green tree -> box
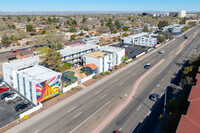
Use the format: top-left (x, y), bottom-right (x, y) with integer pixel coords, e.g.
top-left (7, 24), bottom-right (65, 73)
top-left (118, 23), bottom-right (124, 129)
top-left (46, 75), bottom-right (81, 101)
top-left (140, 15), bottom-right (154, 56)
top-left (114, 30), bottom-right (118, 34)
top-left (72, 20), bottom-right (77, 25)
top-left (2, 37), bottom-right (10, 47)
top-left (158, 21), bottom-right (169, 29)
top-left (122, 56), bottom-right (129, 62)
top-left (40, 49), bottom-right (64, 71)
top-left (115, 20), bottom-right (121, 30)
top-left (38, 46), bottom-right (50, 54)
top-left (79, 31), bottom-right (84, 36)
top-left (42, 29), bottom-right (46, 34)
top-left (69, 27), bottom-right (77, 32)
top-left (123, 26), bottom-right (129, 31)
top-left (26, 25), bottom-right (34, 32)
top-left (70, 35), bottom-right (76, 41)
top-left (142, 26), bottom-right (149, 32)
top-left (56, 43), bottom-right (63, 50)
top-left (81, 16), bottom-right (87, 24)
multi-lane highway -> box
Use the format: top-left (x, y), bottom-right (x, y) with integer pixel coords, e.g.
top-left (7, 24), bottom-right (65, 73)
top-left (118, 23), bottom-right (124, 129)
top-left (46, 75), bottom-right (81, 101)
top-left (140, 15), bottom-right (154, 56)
top-left (6, 26), bottom-right (200, 133)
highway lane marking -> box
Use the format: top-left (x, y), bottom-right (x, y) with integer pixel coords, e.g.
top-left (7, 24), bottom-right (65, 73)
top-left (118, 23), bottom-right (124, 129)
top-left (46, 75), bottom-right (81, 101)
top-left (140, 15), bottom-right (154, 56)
top-left (128, 70), bottom-right (132, 74)
top-left (73, 112), bottom-right (83, 119)
top-left (92, 59), bottom-right (165, 133)
top-left (113, 79), bottom-right (118, 83)
top-left (34, 130), bottom-right (40, 133)
top-left (94, 91), bottom-right (101, 95)
top-left (176, 40), bottom-right (187, 55)
top-left (137, 105), bottom-right (142, 111)
top-left (161, 78), bottom-right (164, 82)
top-left (119, 82), bottom-right (124, 85)
top-left (151, 89), bottom-right (155, 93)
top-left (119, 128), bottom-right (122, 131)
top-left (100, 94), bottom-right (107, 99)
top-left (67, 106), bottom-right (77, 113)
top-left (70, 101), bottom-right (110, 133)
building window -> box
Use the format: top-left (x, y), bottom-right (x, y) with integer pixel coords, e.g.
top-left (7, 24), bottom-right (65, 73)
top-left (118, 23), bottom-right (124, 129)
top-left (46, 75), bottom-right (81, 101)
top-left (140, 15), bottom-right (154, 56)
top-left (23, 77), bottom-right (26, 97)
top-left (17, 74), bottom-right (20, 92)
top-left (29, 81), bottom-right (33, 102)
top-left (103, 57), bottom-right (104, 72)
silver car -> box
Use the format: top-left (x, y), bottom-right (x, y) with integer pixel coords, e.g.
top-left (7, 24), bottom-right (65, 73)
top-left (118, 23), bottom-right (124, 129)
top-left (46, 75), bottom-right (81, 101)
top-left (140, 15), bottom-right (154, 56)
top-left (158, 49), bottom-right (164, 54)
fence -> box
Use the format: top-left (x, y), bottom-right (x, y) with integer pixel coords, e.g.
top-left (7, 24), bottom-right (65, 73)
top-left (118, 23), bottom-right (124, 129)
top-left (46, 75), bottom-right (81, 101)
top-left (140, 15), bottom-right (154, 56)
top-left (19, 103), bottom-right (43, 119)
top-left (80, 73), bottom-right (95, 83)
top-left (63, 81), bottom-right (78, 93)
top-left (136, 52), bottom-right (146, 58)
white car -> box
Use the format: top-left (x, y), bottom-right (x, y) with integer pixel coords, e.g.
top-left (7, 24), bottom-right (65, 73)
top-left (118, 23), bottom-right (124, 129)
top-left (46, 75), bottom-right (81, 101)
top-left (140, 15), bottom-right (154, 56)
top-left (0, 82), bottom-right (5, 87)
top-left (5, 93), bottom-right (19, 102)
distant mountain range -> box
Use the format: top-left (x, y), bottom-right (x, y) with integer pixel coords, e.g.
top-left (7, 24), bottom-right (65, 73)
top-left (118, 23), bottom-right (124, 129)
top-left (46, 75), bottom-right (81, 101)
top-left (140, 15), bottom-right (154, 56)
top-left (0, 11), bottom-right (198, 15)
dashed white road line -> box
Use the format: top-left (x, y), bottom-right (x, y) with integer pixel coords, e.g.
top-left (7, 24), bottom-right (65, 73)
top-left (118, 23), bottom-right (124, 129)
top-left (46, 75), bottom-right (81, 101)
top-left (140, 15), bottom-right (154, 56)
top-left (119, 128), bottom-right (122, 131)
top-left (34, 130), bottom-right (40, 133)
top-left (113, 79), bottom-right (118, 83)
top-left (70, 101), bottom-right (110, 133)
top-left (128, 70), bottom-right (132, 74)
top-left (151, 89), bottom-right (155, 93)
top-left (94, 91), bottom-right (101, 95)
top-left (67, 106), bottom-right (77, 113)
top-left (137, 105), bottom-right (142, 111)
top-left (161, 78), bottom-right (164, 82)
top-left (100, 94), bottom-right (107, 99)
top-left (73, 112), bottom-right (83, 119)
top-left (120, 82), bottom-right (124, 85)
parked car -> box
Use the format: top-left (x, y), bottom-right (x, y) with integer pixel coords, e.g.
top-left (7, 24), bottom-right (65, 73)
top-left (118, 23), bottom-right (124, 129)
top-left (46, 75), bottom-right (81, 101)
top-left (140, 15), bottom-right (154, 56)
top-left (15, 103), bottom-right (29, 111)
top-left (150, 93), bottom-right (159, 101)
top-left (158, 49), bottom-right (164, 54)
top-left (130, 50), bottom-right (135, 54)
top-left (144, 63), bottom-right (151, 69)
top-left (1, 92), bottom-right (13, 100)
top-left (0, 87), bottom-right (9, 93)
top-left (4, 93), bottom-right (19, 102)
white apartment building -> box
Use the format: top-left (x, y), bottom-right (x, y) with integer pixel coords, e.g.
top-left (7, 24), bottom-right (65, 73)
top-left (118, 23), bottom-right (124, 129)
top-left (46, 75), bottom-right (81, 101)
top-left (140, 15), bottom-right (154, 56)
top-left (178, 10), bottom-right (186, 18)
top-left (123, 33), bottom-right (157, 47)
top-left (60, 44), bottom-right (100, 65)
top-left (98, 46), bottom-right (125, 66)
top-left (83, 51), bottom-right (112, 74)
top-left (2, 56), bottom-right (40, 89)
top-left (16, 65), bottom-right (62, 105)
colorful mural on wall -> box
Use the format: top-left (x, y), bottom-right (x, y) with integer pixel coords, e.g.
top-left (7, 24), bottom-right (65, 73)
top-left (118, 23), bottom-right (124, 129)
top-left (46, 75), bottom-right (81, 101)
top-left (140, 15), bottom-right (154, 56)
top-left (36, 75), bottom-right (62, 103)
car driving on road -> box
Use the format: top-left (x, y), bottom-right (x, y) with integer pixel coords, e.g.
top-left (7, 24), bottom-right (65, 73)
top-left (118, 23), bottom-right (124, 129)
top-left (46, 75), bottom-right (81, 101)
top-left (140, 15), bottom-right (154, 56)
top-left (149, 93), bottom-right (159, 101)
top-left (158, 49), bottom-right (164, 54)
top-left (144, 63), bottom-right (151, 69)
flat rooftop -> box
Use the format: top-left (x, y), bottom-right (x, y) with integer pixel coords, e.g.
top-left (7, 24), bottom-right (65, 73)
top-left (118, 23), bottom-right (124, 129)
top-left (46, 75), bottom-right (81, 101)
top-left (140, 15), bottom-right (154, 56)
top-left (17, 65), bottom-right (61, 84)
top-left (3, 56), bottom-right (40, 70)
top-left (98, 46), bottom-right (124, 53)
top-left (128, 32), bottom-right (148, 39)
top-left (60, 44), bottom-right (100, 57)
top-left (86, 51), bottom-right (110, 58)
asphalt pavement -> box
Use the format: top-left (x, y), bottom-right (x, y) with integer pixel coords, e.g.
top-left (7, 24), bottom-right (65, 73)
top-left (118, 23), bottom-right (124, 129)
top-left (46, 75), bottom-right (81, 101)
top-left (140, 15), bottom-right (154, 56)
top-left (5, 26), bottom-right (200, 133)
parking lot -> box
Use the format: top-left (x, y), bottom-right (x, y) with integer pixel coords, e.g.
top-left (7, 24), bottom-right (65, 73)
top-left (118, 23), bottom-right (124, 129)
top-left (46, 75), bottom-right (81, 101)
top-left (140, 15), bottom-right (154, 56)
top-left (111, 43), bottom-right (152, 59)
top-left (0, 83), bottom-right (33, 128)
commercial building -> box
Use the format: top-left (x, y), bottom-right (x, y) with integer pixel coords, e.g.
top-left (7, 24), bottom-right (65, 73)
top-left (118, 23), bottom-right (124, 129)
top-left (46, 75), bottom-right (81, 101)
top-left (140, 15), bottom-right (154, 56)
top-left (98, 46), bottom-right (125, 66)
top-left (163, 24), bottom-right (186, 35)
top-left (2, 56), bottom-right (40, 89)
top-left (123, 33), bottom-right (157, 47)
top-left (178, 10), bottom-right (186, 18)
top-left (16, 65), bottom-right (62, 105)
top-left (60, 44), bottom-right (100, 65)
top-left (83, 51), bottom-right (112, 74)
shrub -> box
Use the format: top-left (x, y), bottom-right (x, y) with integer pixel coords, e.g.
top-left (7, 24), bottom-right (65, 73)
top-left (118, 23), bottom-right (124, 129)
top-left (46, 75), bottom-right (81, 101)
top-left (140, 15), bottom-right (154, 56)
top-left (100, 72), bottom-right (105, 76)
top-left (105, 71), bottom-right (110, 75)
top-left (92, 75), bottom-right (97, 79)
top-left (80, 71), bottom-right (83, 73)
top-left (71, 88), bottom-right (75, 91)
top-left (114, 65), bottom-right (118, 70)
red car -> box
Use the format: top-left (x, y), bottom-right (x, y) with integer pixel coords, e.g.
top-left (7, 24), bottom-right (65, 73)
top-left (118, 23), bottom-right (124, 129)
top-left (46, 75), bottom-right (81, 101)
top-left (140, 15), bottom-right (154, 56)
top-left (0, 87), bottom-right (9, 93)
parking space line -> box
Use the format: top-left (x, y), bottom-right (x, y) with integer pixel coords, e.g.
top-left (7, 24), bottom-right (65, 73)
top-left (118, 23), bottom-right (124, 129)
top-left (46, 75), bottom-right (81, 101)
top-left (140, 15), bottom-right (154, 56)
top-left (137, 105), bottom-right (142, 111)
top-left (73, 112), bottom-right (83, 119)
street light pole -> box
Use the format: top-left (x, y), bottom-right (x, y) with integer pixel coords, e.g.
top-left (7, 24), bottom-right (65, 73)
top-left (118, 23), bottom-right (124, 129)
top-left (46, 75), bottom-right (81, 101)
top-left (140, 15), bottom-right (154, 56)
top-left (157, 85), bottom-right (167, 114)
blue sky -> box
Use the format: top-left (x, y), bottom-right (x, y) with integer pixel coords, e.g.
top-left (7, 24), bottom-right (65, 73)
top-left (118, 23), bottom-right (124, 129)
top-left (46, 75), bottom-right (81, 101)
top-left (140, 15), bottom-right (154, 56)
top-left (0, 0), bottom-right (199, 12)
